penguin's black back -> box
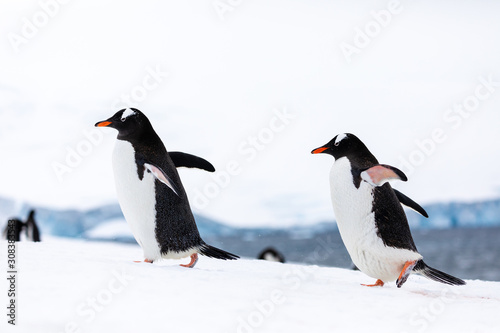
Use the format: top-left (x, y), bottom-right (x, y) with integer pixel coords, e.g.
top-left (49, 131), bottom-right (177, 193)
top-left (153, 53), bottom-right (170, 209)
top-left (372, 183), bottom-right (418, 252)
top-left (130, 135), bottom-right (203, 254)
top-left (154, 164), bottom-right (204, 254)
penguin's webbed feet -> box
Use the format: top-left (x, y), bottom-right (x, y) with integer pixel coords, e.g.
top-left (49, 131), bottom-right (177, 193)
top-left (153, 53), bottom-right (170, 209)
top-left (134, 259), bottom-right (153, 263)
top-left (396, 260), bottom-right (418, 288)
top-left (180, 253), bottom-right (199, 268)
top-left (361, 279), bottom-right (384, 287)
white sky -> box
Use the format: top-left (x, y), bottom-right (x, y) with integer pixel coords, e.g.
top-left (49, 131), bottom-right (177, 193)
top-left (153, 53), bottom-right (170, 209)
top-left (1, 0), bottom-right (500, 227)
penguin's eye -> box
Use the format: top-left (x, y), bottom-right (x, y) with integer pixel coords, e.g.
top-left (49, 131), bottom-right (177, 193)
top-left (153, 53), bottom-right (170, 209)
top-left (121, 117), bottom-right (126, 122)
top-left (334, 141), bottom-right (340, 146)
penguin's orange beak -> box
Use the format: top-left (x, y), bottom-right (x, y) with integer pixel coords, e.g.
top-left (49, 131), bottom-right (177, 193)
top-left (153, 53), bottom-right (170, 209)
top-left (311, 147), bottom-right (329, 154)
top-left (95, 121), bottom-right (112, 127)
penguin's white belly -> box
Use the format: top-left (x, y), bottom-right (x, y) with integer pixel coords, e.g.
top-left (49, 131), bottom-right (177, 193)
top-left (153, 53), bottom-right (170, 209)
top-left (330, 158), bottom-right (422, 282)
top-left (112, 140), bottom-right (161, 261)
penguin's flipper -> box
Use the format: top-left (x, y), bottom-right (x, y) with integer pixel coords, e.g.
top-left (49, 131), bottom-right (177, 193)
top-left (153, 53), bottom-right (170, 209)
top-left (394, 189), bottom-right (429, 218)
top-left (169, 152), bottom-right (215, 172)
top-left (144, 163), bottom-right (180, 196)
top-left (360, 164), bottom-right (407, 186)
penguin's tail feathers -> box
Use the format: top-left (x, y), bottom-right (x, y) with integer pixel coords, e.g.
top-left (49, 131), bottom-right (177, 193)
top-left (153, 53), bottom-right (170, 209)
top-left (199, 244), bottom-right (239, 261)
top-left (413, 260), bottom-right (466, 286)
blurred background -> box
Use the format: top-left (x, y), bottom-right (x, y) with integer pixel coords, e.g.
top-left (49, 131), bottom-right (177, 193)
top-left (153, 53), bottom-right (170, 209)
top-left (1, 0), bottom-right (500, 280)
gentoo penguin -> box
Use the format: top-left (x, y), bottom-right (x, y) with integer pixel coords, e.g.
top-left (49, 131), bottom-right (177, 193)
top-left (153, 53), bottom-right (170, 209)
top-left (3, 210), bottom-right (41, 242)
top-left (25, 210), bottom-right (41, 242)
top-left (95, 108), bottom-right (239, 267)
top-left (312, 133), bottom-right (465, 288)
top-left (258, 247), bottom-right (286, 263)
top-left (2, 219), bottom-right (23, 241)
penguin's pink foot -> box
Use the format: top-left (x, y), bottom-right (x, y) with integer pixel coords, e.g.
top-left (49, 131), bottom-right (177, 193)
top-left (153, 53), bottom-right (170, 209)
top-left (133, 259), bottom-right (153, 263)
top-left (396, 260), bottom-right (417, 288)
top-left (180, 253), bottom-right (199, 268)
top-left (362, 279), bottom-right (384, 287)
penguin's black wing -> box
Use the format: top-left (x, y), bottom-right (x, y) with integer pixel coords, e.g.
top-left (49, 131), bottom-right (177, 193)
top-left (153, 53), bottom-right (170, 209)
top-left (360, 164), bottom-right (427, 218)
top-left (393, 189), bottom-right (429, 218)
top-left (168, 152), bottom-right (215, 172)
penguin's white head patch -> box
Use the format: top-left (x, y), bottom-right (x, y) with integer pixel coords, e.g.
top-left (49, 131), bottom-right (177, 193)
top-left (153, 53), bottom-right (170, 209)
top-left (121, 108), bottom-right (136, 122)
top-left (334, 133), bottom-right (348, 146)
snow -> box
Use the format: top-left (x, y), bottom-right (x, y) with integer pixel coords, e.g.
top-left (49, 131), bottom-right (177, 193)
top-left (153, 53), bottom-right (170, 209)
top-left (84, 218), bottom-right (130, 239)
top-left (1, 238), bottom-right (499, 333)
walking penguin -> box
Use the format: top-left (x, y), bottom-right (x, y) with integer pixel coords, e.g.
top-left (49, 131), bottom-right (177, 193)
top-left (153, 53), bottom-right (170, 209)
top-left (312, 133), bottom-right (465, 288)
top-left (96, 108), bottom-right (239, 267)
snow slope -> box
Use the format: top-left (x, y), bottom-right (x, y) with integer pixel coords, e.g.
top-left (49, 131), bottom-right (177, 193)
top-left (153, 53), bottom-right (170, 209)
top-left (1, 238), bottom-right (499, 333)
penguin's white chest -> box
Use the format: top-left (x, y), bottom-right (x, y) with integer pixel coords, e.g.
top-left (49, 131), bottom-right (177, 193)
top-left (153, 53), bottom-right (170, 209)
top-left (112, 140), bottom-right (161, 261)
top-left (329, 158), bottom-right (421, 282)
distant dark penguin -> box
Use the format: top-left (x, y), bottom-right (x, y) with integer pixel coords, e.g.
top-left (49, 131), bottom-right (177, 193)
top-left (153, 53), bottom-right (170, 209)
top-left (258, 247), bottom-right (285, 263)
top-left (312, 133), bottom-right (465, 288)
top-left (3, 219), bottom-right (24, 241)
top-left (95, 108), bottom-right (239, 267)
top-left (3, 209), bottom-right (41, 242)
top-left (25, 210), bottom-right (41, 242)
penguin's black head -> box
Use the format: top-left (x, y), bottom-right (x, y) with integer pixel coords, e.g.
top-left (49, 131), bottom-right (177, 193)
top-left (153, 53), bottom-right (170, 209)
top-left (311, 133), bottom-right (373, 161)
top-left (95, 108), bottom-right (152, 139)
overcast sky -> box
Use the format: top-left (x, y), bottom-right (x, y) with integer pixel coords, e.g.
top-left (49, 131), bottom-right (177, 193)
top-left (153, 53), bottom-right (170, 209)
top-left (1, 0), bottom-right (500, 227)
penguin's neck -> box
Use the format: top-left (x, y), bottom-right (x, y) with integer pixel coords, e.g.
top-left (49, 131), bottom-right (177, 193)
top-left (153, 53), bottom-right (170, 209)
top-left (117, 124), bottom-right (164, 150)
top-left (117, 132), bottom-right (166, 161)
